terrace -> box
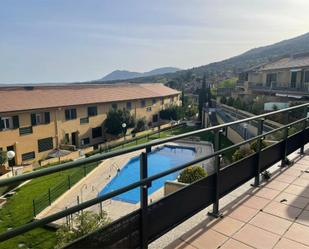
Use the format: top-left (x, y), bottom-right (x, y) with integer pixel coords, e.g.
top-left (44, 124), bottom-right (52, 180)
top-left (0, 103), bottom-right (308, 249)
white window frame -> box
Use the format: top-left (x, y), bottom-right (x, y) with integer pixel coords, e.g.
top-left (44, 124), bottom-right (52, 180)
top-left (1, 117), bottom-right (12, 130)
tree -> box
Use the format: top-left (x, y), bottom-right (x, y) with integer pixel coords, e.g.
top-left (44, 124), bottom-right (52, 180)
top-left (227, 97), bottom-right (234, 106)
top-left (104, 109), bottom-right (135, 136)
top-left (233, 97), bottom-right (243, 109)
top-left (178, 165), bottom-right (207, 184)
top-left (218, 78), bottom-right (237, 88)
top-left (132, 117), bottom-right (147, 133)
top-left (55, 211), bottom-right (110, 249)
top-left (232, 147), bottom-right (254, 162)
top-left (198, 74), bottom-right (211, 120)
top-left (220, 96), bottom-right (227, 105)
top-left (0, 151), bottom-right (7, 166)
top-left (159, 105), bottom-right (184, 121)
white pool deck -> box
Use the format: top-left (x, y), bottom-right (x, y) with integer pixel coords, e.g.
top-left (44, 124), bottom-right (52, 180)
top-left (36, 141), bottom-right (214, 224)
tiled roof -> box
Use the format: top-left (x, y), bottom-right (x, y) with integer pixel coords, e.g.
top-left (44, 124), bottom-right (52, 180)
top-left (0, 83), bottom-right (179, 113)
top-left (260, 55), bottom-right (309, 71)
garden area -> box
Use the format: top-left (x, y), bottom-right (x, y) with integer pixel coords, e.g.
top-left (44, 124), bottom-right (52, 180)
top-left (0, 161), bottom-right (99, 249)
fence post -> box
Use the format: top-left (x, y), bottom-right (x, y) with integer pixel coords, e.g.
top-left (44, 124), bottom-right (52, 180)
top-left (99, 202), bottom-right (103, 218)
top-left (253, 118), bottom-right (264, 187)
top-left (32, 200), bottom-right (36, 217)
top-left (208, 129), bottom-right (222, 218)
top-left (68, 175), bottom-right (71, 189)
top-left (300, 107), bottom-right (308, 154)
top-left (48, 188), bottom-right (51, 205)
top-left (83, 165), bottom-right (87, 176)
top-left (77, 196), bottom-right (80, 214)
top-left (281, 111), bottom-right (290, 167)
top-left (140, 151), bottom-right (149, 249)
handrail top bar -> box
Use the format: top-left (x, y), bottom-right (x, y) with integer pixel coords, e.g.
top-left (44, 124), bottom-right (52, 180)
top-left (0, 117), bottom-right (307, 241)
top-left (0, 102), bottom-right (308, 187)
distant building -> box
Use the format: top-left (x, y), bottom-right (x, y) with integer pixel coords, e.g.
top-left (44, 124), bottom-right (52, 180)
top-left (0, 83), bottom-right (180, 166)
top-left (238, 52), bottom-right (309, 99)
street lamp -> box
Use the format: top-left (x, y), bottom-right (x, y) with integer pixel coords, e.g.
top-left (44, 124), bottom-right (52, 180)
top-left (243, 123), bottom-right (248, 140)
top-left (7, 150), bottom-right (15, 176)
top-left (122, 123), bottom-right (127, 141)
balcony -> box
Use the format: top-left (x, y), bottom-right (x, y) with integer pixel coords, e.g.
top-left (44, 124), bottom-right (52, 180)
top-left (0, 104), bottom-right (308, 249)
top-left (249, 84), bottom-right (309, 98)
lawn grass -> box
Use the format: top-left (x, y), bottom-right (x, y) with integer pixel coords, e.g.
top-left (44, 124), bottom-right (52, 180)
top-left (0, 162), bottom-right (98, 249)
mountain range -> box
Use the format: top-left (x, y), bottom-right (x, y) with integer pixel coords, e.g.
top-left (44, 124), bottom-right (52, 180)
top-left (113, 32), bottom-right (309, 85)
top-left (101, 67), bottom-right (180, 81)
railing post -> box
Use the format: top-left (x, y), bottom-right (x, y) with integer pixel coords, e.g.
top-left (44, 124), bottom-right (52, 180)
top-left (208, 129), bottom-right (222, 218)
top-left (300, 107), bottom-right (308, 154)
top-left (281, 111), bottom-right (290, 167)
top-left (253, 118), bottom-right (264, 186)
top-left (140, 151), bottom-right (149, 249)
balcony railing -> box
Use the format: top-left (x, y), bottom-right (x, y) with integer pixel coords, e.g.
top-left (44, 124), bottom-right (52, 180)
top-left (0, 103), bottom-right (308, 249)
top-left (249, 84), bottom-right (309, 95)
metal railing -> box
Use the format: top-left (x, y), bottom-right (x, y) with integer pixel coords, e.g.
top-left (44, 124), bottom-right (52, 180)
top-left (32, 162), bottom-right (99, 216)
top-left (0, 103), bottom-right (308, 248)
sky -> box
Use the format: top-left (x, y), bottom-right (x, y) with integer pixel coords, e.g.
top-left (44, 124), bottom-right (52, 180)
top-left (1, 0), bottom-right (309, 84)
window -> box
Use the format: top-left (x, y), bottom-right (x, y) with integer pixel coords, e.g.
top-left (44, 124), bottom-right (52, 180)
top-left (305, 71), bottom-right (309, 83)
top-left (81, 137), bottom-right (90, 146)
top-left (38, 137), bottom-right (53, 152)
top-left (0, 116), bottom-right (18, 130)
top-left (65, 109), bottom-right (77, 120)
top-left (266, 73), bottom-right (277, 87)
top-left (112, 103), bottom-right (118, 110)
top-left (19, 126), bottom-right (33, 136)
top-left (146, 107), bottom-right (152, 112)
top-left (80, 117), bottom-right (89, 124)
top-left (126, 102), bottom-right (132, 109)
top-left (87, 106), bottom-right (98, 117)
top-left (92, 127), bottom-right (102, 138)
top-left (31, 112), bottom-right (50, 126)
top-left (22, 151), bottom-right (35, 161)
top-left (152, 114), bottom-right (158, 123)
top-left (0, 117), bottom-right (12, 130)
top-left (152, 99), bottom-right (157, 105)
top-left (64, 133), bottom-right (70, 144)
top-left (141, 100), bottom-right (146, 107)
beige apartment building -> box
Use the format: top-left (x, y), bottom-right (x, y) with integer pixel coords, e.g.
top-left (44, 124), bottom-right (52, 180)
top-left (0, 83), bottom-right (180, 166)
top-left (238, 53), bottom-right (309, 98)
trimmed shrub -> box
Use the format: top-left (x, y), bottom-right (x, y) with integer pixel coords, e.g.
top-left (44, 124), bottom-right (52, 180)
top-left (178, 165), bottom-right (207, 184)
top-left (232, 147), bottom-right (254, 162)
top-left (250, 140), bottom-right (267, 152)
top-left (132, 117), bottom-right (147, 133)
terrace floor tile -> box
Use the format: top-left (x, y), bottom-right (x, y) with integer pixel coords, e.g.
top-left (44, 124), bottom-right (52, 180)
top-left (284, 223), bottom-right (309, 246)
top-left (233, 224), bottom-right (280, 249)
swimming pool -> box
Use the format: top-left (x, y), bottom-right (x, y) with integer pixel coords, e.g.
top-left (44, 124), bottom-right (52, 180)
top-left (99, 145), bottom-right (196, 204)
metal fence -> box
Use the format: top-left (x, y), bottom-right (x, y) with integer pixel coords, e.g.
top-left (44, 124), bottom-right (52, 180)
top-left (0, 103), bottom-right (308, 249)
top-left (32, 162), bottom-right (99, 216)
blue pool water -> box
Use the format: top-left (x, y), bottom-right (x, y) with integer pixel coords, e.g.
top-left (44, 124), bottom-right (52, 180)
top-left (99, 145), bottom-right (196, 204)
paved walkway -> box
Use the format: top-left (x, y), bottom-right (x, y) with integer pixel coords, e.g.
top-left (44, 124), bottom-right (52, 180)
top-left (152, 145), bottom-right (309, 249)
